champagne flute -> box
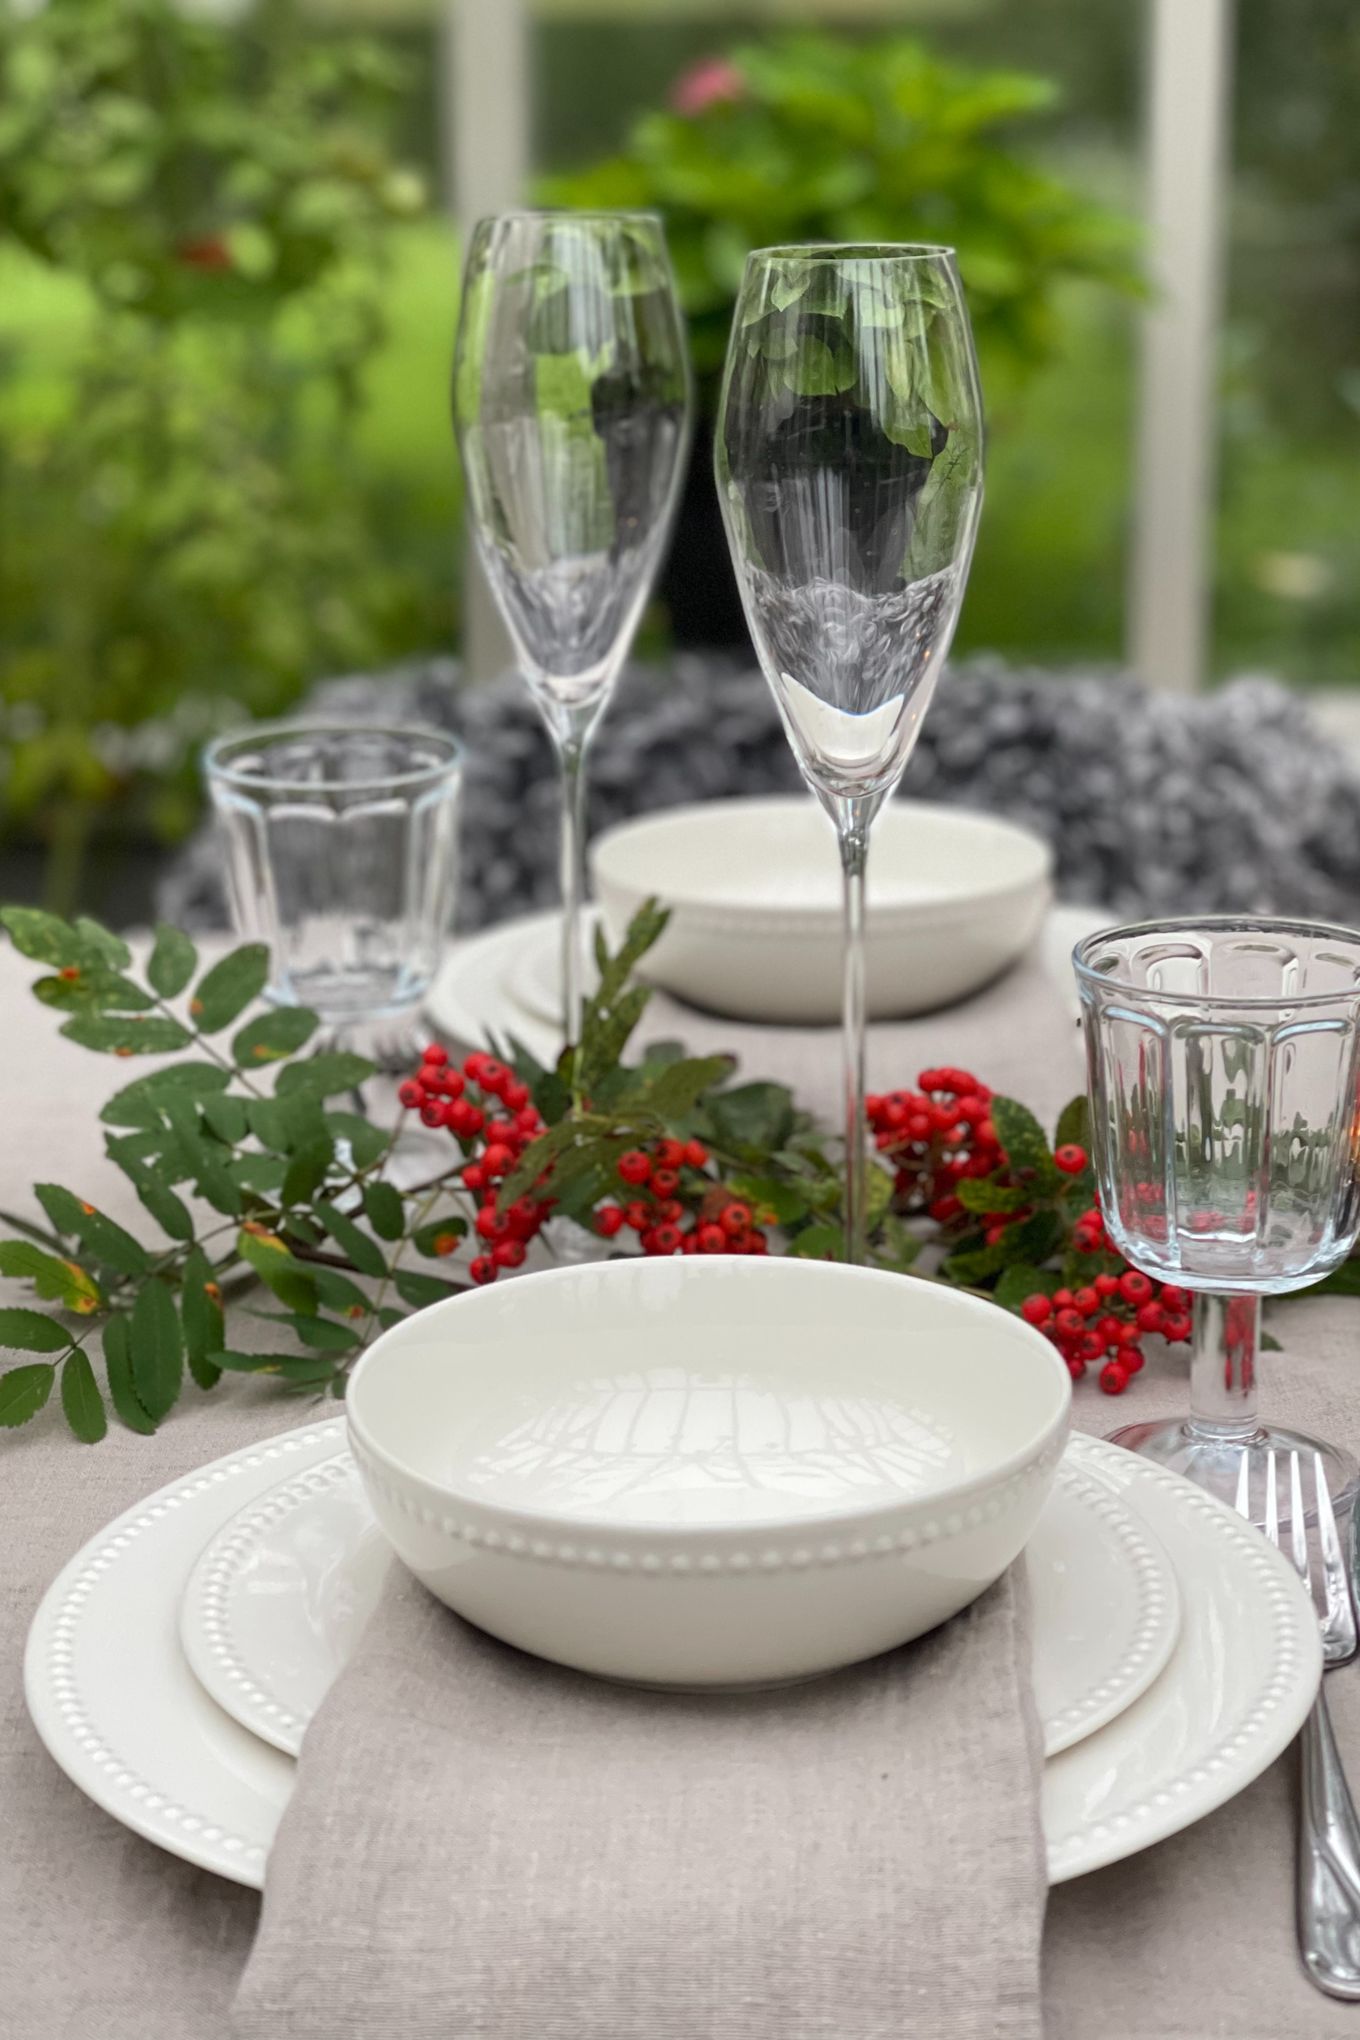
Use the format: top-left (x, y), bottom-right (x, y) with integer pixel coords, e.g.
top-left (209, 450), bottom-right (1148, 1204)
top-left (453, 211), bottom-right (691, 1040)
top-left (715, 245), bottom-right (984, 1260)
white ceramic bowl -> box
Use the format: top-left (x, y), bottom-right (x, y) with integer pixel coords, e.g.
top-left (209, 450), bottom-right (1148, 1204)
top-left (589, 794), bottom-right (1053, 1023)
top-left (346, 1258), bottom-right (1070, 1687)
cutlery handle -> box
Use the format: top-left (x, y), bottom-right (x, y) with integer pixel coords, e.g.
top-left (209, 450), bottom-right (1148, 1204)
top-left (1299, 1684), bottom-right (1360, 1999)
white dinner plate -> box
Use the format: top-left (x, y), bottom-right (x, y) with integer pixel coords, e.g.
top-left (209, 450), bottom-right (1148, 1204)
top-left (26, 1421), bottom-right (1318, 1890)
top-left (428, 902), bottom-right (1108, 1064)
top-left (178, 1446), bottom-right (1179, 1761)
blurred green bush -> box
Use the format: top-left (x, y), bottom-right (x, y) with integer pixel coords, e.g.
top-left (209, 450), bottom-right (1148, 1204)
top-left (0, 0), bottom-right (440, 906)
top-left (542, 31), bottom-right (1144, 403)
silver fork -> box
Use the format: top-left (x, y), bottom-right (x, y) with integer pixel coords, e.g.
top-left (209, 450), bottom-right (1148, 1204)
top-left (1236, 1450), bottom-right (1360, 1998)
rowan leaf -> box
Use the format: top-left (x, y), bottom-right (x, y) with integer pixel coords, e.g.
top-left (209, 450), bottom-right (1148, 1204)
top-left (130, 1281), bottom-right (183, 1422)
top-left (232, 1008), bottom-right (319, 1066)
top-left (313, 1201), bottom-right (387, 1279)
top-left (0, 1363), bottom-right (54, 1427)
top-left (146, 925), bottom-right (198, 999)
top-left (103, 1315), bottom-right (155, 1433)
top-left (60, 1015), bottom-right (193, 1055)
top-left (188, 944), bottom-right (270, 1032)
top-left (0, 1308), bottom-right (69, 1354)
top-left (60, 1351), bottom-right (107, 1443)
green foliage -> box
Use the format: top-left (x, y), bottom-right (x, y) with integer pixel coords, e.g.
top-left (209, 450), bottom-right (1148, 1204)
top-left (0, 0), bottom-right (434, 904)
top-left (542, 31), bottom-right (1142, 396)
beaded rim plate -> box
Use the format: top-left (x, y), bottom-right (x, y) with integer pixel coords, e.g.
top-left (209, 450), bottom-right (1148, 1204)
top-left (24, 1422), bottom-right (1320, 1890)
top-left (177, 1445), bottom-right (1180, 1761)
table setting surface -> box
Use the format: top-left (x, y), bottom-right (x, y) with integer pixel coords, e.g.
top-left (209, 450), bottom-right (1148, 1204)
top-left (6, 931), bottom-right (1360, 2040)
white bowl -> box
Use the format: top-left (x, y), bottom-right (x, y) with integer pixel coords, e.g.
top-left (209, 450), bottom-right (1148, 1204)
top-left (590, 794), bottom-right (1053, 1023)
top-left (346, 1258), bottom-right (1070, 1687)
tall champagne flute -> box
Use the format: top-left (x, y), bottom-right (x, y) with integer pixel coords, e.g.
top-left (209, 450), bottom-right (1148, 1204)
top-left (453, 211), bottom-right (691, 1039)
top-left (715, 245), bottom-right (984, 1260)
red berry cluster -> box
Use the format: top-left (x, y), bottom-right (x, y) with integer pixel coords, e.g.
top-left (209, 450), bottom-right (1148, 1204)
top-left (866, 1067), bottom-right (1005, 1224)
top-left (595, 1140), bottom-right (771, 1258)
top-left (1020, 1269), bottom-right (1192, 1394)
top-left (398, 1046), bottom-right (554, 1286)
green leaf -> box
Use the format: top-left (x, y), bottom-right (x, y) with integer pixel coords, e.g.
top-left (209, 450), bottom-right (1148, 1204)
top-left (60, 1351), bottom-right (106, 1443)
top-left (0, 1240), bottom-right (99, 1309)
top-left (634, 1054), bottom-right (732, 1124)
top-left (200, 1094), bottom-right (249, 1144)
top-left (942, 1209), bottom-right (1065, 1288)
top-left (313, 1201), bottom-right (388, 1279)
top-left (871, 1212), bottom-right (922, 1274)
top-left (705, 1082), bottom-right (797, 1156)
top-left (413, 1217), bottom-right (468, 1258)
top-left (956, 1177), bottom-right (1031, 1216)
top-left (119, 1165), bottom-right (194, 1244)
top-left (788, 1223), bottom-right (845, 1261)
top-left (103, 1315), bottom-right (155, 1433)
top-left (276, 1052), bottom-right (375, 1098)
top-left (100, 1062), bottom-right (232, 1128)
top-left (393, 1269), bottom-right (461, 1308)
top-left (989, 1096), bottom-right (1057, 1180)
top-left (34, 1184), bottom-right (150, 1277)
top-left (725, 1176), bottom-right (809, 1227)
top-left (362, 1182), bottom-right (406, 1241)
top-left (209, 1350), bottom-right (338, 1384)
top-left (147, 924), bottom-right (198, 999)
top-left (60, 1015), bottom-right (193, 1055)
top-left (0, 1362), bottom-right (54, 1427)
top-left (189, 945), bottom-right (270, 1033)
top-left (33, 970), bottom-right (153, 1014)
top-left (232, 1007), bottom-right (320, 1066)
top-left (325, 1111), bottom-right (390, 1170)
top-left (1261, 1331), bottom-right (1283, 1353)
top-left (0, 1307), bottom-right (69, 1354)
top-left (236, 1229), bottom-right (318, 1313)
top-left (771, 268), bottom-right (810, 312)
top-left (784, 337), bottom-right (856, 397)
top-left (130, 1281), bottom-right (183, 1423)
top-left (309, 1265), bottom-right (371, 1316)
top-left (1054, 1095), bottom-right (1091, 1153)
top-left (161, 1098), bottom-right (243, 1217)
top-left (181, 1247), bottom-right (224, 1390)
top-left (2, 907), bottom-right (124, 971)
top-left (994, 1263), bottom-right (1061, 1311)
top-left (281, 1314), bottom-right (362, 1353)
top-left (282, 1139), bottom-right (335, 1208)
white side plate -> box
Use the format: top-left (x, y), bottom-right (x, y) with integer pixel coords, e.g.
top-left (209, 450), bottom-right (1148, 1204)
top-left (178, 1447), bottom-right (1179, 1761)
top-left (25, 1423), bottom-right (1319, 1890)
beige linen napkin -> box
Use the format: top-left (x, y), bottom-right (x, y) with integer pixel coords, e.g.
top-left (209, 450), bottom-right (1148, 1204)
top-left (234, 1564), bottom-right (1046, 2040)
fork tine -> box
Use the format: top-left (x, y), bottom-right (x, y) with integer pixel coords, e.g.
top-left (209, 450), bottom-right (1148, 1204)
top-left (1234, 1452), bottom-right (1251, 1522)
top-left (1266, 1449), bottom-right (1280, 1550)
top-left (1313, 1453), bottom-right (1358, 1658)
top-left (1291, 1452), bottom-right (1310, 1584)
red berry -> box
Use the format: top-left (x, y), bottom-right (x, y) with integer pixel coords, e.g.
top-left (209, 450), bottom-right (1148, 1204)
top-left (1097, 1315), bottom-right (1124, 1346)
top-left (479, 1058), bottom-right (510, 1096)
top-left (502, 1080), bottom-right (530, 1112)
top-left (481, 1143), bottom-right (515, 1179)
top-left (954, 1094), bottom-right (987, 1126)
top-left (984, 1224), bottom-right (1008, 1247)
top-left (1158, 1284), bottom-right (1188, 1312)
top-left (1122, 1346), bottom-right (1146, 1373)
top-left (648, 1223), bottom-right (683, 1256)
top-left (746, 1230), bottom-right (769, 1254)
top-left (1055, 1144), bottom-right (1088, 1176)
top-left (475, 1207), bottom-right (507, 1243)
top-left (907, 1113), bottom-right (933, 1141)
top-left (1072, 1286), bottom-right (1100, 1318)
top-left (1162, 1312), bottom-right (1193, 1344)
top-left (720, 1201), bottom-right (752, 1236)
top-left (929, 1194), bottom-right (964, 1224)
top-left (505, 1197), bottom-right (543, 1239)
top-left (448, 1100), bottom-right (484, 1139)
top-left (1094, 1272), bottom-right (1121, 1298)
top-left (617, 1151), bottom-right (653, 1187)
top-left (975, 1118), bottom-right (998, 1148)
top-left (469, 1255), bottom-right (496, 1285)
top-left (1078, 1329), bottom-right (1105, 1361)
top-left (1055, 1308), bottom-right (1085, 1339)
top-left (421, 1044), bottom-right (448, 1068)
top-left (462, 1164), bottom-right (486, 1193)
top-left (430, 1068), bottom-right (465, 1099)
top-left (397, 1080), bottom-right (423, 1110)
top-left (1118, 1270), bottom-right (1154, 1305)
top-left (1020, 1294), bottom-right (1052, 1326)
top-left (1099, 1360), bottom-right (1129, 1394)
top-left (1136, 1301), bottom-right (1166, 1335)
top-left (655, 1137), bottom-right (686, 1170)
top-left (596, 1205), bottom-right (625, 1238)
top-left (1066, 1356), bottom-right (1088, 1381)
top-left (514, 1107), bottom-right (541, 1136)
top-left (492, 1238), bottom-right (526, 1269)
top-left (651, 1167), bottom-right (681, 1198)
top-left (1053, 1288), bottom-right (1075, 1310)
top-left (1114, 1320), bottom-right (1142, 1349)
top-left (462, 1051), bottom-right (489, 1082)
top-left (656, 1198), bottom-right (684, 1224)
top-left (696, 1223), bottom-right (727, 1254)
top-left (684, 1139), bottom-right (709, 1169)
top-left (624, 1201), bottom-right (651, 1232)
top-left (419, 1101), bottom-right (447, 1129)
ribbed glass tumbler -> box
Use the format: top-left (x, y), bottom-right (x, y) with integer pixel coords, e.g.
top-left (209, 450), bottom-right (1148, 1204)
top-left (1074, 918), bottom-right (1360, 1519)
top-left (205, 721), bottom-right (462, 1070)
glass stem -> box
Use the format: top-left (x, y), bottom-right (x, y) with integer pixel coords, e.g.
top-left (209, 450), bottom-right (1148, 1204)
top-left (1187, 1291), bottom-right (1262, 1440)
top-left (554, 709), bottom-right (593, 1046)
top-left (839, 819), bottom-right (870, 1266)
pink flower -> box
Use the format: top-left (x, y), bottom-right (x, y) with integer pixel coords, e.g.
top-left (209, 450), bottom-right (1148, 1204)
top-left (669, 57), bottom-right (744, 118)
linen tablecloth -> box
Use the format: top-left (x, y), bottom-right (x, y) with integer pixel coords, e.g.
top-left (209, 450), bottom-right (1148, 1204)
top-left (2, 935), bottom-right (1359, 2038)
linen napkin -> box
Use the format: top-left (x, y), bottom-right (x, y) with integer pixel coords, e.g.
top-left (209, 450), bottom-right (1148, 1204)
top-left (233, 1560), bottom-right (1047, 2040)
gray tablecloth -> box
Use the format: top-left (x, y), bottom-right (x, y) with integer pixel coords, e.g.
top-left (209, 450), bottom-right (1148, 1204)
top-left (3, 937), bottom-right (1359, 2038)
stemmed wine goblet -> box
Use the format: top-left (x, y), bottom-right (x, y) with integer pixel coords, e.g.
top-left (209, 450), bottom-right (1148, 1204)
top-left (453, 211), bottom-right (691, 1040)
top-left (1075, 917), bottom-right (1360, 1521)
top-left (715, 245), bottom-right (984, 1260)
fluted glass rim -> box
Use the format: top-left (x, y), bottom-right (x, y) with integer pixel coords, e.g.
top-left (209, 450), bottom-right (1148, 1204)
top-left (204, 719), bottom-right (464, 799)
top-left (469, 207), bottom-right (665, 232)
top-left (746, 240), bottom-right (958, 266)
top-left (1073, 914), bottom-right (1360, 1012)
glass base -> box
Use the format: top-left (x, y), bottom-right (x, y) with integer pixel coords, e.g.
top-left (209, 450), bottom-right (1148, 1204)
top-left (1104, 1416), bottom-right (1360, 1529)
